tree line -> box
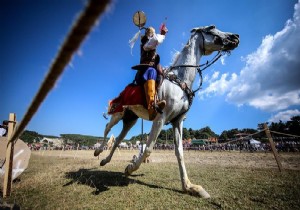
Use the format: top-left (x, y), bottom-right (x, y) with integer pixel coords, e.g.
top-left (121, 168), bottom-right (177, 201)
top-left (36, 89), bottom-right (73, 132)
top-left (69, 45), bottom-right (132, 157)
top-left (130, 116), bottom-right (300, 143)
top-left (20, 132), bottom-right (102, 147)
top-left (218, 116), bottom-right (300, 141)
top-left (20, 115), bottom-right (300, 146)
top-left (129, 126), bottom-right (218, 144)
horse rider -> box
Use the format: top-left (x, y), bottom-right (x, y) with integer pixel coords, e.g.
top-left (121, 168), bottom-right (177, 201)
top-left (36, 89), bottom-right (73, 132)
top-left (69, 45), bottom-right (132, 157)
top-left (132, 24), bottom-right (168, 120)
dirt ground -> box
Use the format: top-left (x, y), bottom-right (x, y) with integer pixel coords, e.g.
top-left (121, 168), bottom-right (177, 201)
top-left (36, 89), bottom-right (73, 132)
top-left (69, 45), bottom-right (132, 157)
top-left (3, 149), bottom-right (299, 210)
top-left (33, 149), bottom-right (300, 171)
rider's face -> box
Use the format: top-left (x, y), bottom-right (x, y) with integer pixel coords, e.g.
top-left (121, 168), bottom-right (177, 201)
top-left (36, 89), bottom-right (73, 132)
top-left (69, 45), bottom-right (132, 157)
top-left (146, 28), bottom-right (155, 38)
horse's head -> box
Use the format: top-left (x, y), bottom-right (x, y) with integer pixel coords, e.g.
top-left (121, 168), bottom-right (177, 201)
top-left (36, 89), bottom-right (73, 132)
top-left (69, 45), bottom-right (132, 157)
top-left (191, 25), bottom-right (240, 55)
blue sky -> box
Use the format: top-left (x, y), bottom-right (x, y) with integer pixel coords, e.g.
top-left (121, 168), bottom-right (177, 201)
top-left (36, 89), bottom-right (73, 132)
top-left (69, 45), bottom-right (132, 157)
top-left (1, 0), bottom-right (299, 138)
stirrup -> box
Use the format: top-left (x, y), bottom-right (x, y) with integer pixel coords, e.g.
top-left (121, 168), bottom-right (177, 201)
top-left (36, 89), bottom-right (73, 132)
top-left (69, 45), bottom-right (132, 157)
top-left (154, 100), bottom-right (166, 114)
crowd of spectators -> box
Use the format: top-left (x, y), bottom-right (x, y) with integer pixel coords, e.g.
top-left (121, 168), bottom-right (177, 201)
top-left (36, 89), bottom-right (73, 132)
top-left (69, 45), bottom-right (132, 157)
top-left (186, 141), bottom-right (300, 152)
top-left (152, 140), bottom-right (300, 152)
top-left (26, 139), bottom-right (300, 153)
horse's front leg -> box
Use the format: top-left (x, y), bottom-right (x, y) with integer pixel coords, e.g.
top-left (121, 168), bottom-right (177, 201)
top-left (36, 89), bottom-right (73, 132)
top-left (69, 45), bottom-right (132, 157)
top-left (125, 119), bottom-right (164, 176)
top-left (172, 119), bottom-right (210, 198)
top-left (100, 117), bottom-right (137, 166)
top-left (94, 112), bottom-right (123, 157)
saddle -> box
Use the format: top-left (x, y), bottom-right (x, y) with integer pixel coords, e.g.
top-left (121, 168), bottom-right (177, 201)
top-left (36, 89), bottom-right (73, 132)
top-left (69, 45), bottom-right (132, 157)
top-left (107, 75), bottom-right (165, 120)
top-left (108, 61), bottom-right (165, 119)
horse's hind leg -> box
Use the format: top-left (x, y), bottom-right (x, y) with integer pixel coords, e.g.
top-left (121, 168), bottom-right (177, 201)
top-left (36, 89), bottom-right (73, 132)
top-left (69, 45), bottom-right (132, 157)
top-left (94, 112), bottom-right (123, 157)
top-left (172, 119), bottom-right (210, 198)
top-left (100, 112), bottom-right (138, 166)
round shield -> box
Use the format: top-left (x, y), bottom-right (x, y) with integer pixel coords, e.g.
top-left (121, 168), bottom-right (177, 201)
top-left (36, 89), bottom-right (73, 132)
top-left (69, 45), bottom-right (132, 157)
top-left (133, 11), bottom-right (146, 28)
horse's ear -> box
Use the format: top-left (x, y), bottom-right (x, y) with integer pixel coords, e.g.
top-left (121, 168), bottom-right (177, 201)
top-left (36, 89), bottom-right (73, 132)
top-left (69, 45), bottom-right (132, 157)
top-left (208, 25), bottom-right (216, 30)
top-left (191, 28), bottom-right (197, 33)
top-left (203, 25), bottom-right (216, 32)
top-left (191, 27), bottom-right (201, 33)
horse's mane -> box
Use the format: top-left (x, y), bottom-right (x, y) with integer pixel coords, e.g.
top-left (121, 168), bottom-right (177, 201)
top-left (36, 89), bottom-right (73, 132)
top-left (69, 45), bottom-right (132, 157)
top-left (170, 34), bottom-right (194, 67)
top-left (171, 50), bottom-right (181, 66)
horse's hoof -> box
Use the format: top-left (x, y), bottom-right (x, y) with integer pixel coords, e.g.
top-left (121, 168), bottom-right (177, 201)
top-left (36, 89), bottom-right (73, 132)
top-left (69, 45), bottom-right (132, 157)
top-left (199, 189), bottom-right (211, 198)
top-left (186, 183), bottom-right (211, 198)
top-left (94, 148), bottom-right (103, 157)
top-left (100, 159), bottom-right (107, 166)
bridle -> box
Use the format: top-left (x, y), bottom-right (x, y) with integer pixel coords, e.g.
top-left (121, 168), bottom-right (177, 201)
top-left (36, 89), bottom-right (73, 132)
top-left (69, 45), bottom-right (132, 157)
top-left (164, 30), bottom-right (231, 113)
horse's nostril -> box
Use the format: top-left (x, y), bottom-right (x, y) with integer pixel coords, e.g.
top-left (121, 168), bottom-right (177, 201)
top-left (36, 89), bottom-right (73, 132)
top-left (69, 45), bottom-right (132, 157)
top-left (214, 37), bottom-right (223, 45)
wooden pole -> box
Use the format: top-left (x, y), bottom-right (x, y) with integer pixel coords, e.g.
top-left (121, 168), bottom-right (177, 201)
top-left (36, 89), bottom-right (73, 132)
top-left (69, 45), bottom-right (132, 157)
top-left (263, 123), bottom-right (283, 172)
top-left (3, 113), bottom-right (17, 198)
top-left (74, 144), bottom-right (79, 159)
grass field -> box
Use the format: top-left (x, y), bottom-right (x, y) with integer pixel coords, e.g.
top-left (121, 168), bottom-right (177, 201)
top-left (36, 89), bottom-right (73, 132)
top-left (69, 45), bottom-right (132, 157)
top-left (1, 149), bottom-right (300, 209)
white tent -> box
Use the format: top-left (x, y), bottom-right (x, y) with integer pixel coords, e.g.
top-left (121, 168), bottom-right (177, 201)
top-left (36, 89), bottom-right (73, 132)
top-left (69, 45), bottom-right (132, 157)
top-left (249, 138), bottom-right (261, 145)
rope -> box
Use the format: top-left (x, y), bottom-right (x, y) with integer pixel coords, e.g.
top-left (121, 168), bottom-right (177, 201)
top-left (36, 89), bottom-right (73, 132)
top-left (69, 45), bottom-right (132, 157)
top-left (218, 129), bottom-right (266, 145)
top-left (270, 130), bottom-right (300, 138)
top-left (216, 129), bottom-right (300, 146)
top-left (7, 0), bottom-right (111, 146)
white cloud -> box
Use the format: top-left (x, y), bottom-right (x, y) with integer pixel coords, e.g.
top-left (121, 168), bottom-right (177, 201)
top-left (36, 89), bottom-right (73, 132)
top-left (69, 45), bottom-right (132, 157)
top-left (199, 72), bottom-right (238, 99)
top-left (211, 71), bottom-right (219, 80)
top-left (268, 109), bottom-right (300, 122)
top-left (198, 0), bottom-right (300, 112)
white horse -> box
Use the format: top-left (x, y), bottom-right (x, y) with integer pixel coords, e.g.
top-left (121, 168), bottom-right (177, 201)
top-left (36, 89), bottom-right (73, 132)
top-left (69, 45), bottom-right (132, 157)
top-left (95, 25), bottom-right (239, 198)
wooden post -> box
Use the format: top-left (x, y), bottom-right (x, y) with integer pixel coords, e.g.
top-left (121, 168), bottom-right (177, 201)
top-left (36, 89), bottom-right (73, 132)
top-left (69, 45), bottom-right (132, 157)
top-left (74, 144), bottom-right (79, 159)
top-left (3, 113), bottom-right (17, 198)
top-left (264, 123), bottom-right (283, 172)
top-left (59, 146), bottom-right (64, 158)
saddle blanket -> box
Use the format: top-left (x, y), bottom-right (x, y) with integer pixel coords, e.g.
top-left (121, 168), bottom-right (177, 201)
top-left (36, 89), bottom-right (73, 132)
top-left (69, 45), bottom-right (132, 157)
top-left (108, 84), bottom-right (147, 115)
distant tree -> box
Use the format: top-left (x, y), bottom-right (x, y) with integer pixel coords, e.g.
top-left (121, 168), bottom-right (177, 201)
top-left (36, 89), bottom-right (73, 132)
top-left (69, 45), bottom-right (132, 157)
top-left (286, 116), bottom-right (300, 136)
top-left (240, 128), bottom-right (257, 134)
top-left (193, 130), bottom-right (202, 139)
top-left (188, 128), bottom-right (195, 139)
top-left (165, 128), bottom-right (173, 143)
top-left (129, 133), bottom-right (147, 142)
top-left (267, 115), bottom-right (300, 137)
top-left (157, 129), bottom-right (166, 141)
top-left (269, 120), bottom-right (286, 133)
top-left (20, 130), bottom-right (43, 143)
top-left (182, 128), bottom-right (191, 139)
top-left (219, 130), bottom-right (229, 140)
top-left (220, 128), bottom-right (239, 140)
top-left (60, 134), bottom-right (102, 147)
top-left (199, 126), bottom-right (218, 138)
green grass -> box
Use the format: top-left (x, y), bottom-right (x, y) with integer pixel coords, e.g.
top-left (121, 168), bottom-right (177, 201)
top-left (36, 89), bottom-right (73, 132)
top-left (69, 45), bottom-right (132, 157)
top-left (2, 150), bottom-right (300, 209)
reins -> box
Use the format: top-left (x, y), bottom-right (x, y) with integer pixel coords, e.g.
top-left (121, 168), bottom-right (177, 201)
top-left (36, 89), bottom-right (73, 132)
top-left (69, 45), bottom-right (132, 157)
top-left (163, 47), bottom-right (229, 120)
top-left (169, 50), bottom-right (223, 93)
top-left (165, 50), bottom-right (224, 96)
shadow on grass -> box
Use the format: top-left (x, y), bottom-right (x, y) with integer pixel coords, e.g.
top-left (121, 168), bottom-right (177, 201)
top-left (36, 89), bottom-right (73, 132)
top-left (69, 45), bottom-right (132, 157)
top-left (63, 168), bottom-right (183, 195)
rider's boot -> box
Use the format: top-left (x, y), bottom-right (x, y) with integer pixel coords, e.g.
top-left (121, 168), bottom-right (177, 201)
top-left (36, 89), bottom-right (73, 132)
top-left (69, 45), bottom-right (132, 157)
top-left (144, 80), bottom-right (166, 120)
